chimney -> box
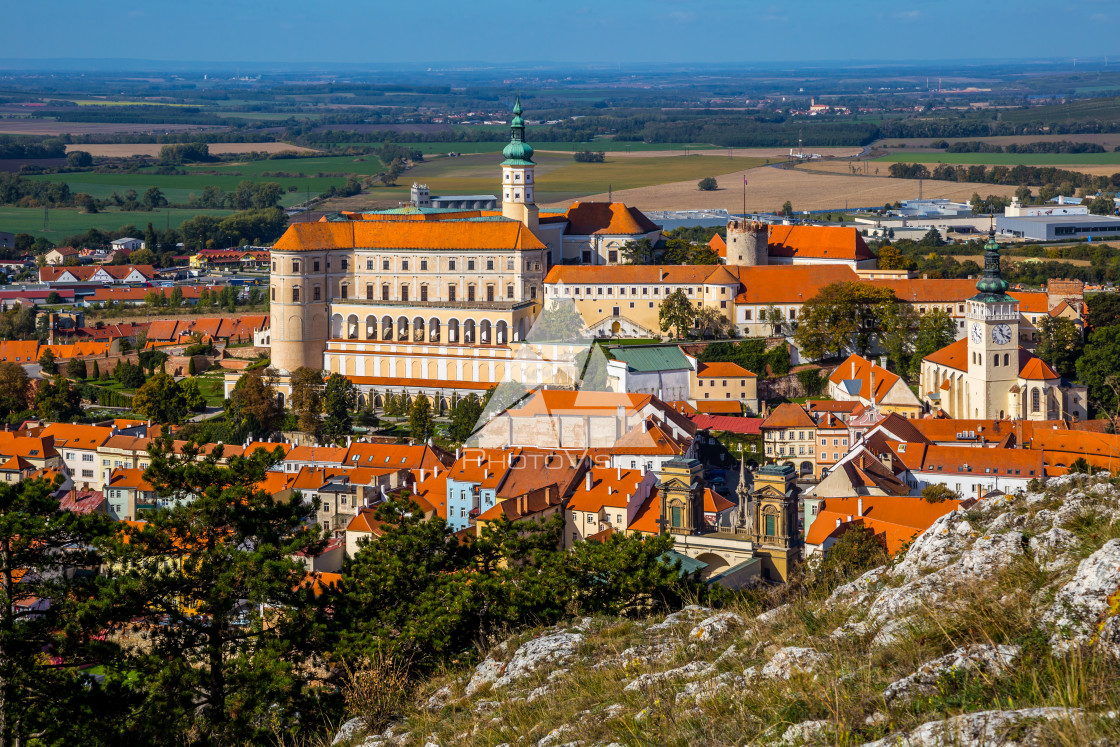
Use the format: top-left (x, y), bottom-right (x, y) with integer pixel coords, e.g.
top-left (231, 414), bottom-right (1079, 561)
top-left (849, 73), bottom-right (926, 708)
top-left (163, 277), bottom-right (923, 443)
top-left (835, 517), bottom-right (841, 528)
top-left (616, 466), bottom-right (621, 481)
top-left (608, 485), bottom-right (613, 496)
top-left (869, 367), bottom-right (875, 406)
top-left (419, 468), bottom-right (425, 483)
top-left (847, 514), bottom-right (853, 522)
top-left (857, 497), bottom-right (863, 516)
top-left (585, 471), bottom-right (592, 491)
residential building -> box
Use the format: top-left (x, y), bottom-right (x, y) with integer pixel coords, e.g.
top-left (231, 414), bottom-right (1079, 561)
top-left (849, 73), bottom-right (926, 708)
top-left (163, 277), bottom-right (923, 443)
top-left (691, 361), bottom-right (759, 415)
top-left (804, 495), bottom-right (966, 557)
top-left (827, 353), bottom-right (923, 417)
top-left (38, 424), bottom-right (113, 487)
top-left (565, 466), bottom-right (656, 545)
top-left (605, 344), bottom-right (692, 402)
top-left (43, 247), bottom-right (79, 265)
top-left (761, 403), bottom-right (818, 477)
top-left (39, 264), bottom-right (156, 286)
top-left (104, 468), bottom-right (158, 520)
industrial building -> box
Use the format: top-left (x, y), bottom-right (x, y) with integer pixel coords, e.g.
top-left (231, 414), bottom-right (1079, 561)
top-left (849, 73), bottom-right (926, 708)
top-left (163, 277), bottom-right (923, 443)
top-left (996, 214), bottom-right (1120, 242)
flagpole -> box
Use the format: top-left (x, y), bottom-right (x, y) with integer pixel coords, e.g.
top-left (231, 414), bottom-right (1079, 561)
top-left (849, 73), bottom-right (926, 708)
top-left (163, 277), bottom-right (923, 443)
top-left (742, 176), bottom-right (747, 220)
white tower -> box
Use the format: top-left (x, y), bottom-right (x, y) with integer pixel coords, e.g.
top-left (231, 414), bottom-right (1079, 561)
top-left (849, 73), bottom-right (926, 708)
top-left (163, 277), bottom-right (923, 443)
top-left (500, 96), bottom-right (539, 231)
top-left (964, 230), bottom-right (1019, 419)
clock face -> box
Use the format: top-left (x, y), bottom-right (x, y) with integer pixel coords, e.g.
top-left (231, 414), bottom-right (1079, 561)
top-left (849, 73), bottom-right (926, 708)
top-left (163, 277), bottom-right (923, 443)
top-left (992, 324), bottom-right (1012, 345)
top-left (970, 323), bottom-right (983, 344)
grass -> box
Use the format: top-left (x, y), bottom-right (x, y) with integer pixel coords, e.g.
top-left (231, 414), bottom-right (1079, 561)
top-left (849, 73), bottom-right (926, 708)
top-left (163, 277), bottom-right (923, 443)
top-left (24, 154), bottom-right (387, 210)
top-left (874, 151), bottom-right (1120, 166)
top-left (0, 205), bottom-right (237, 240)
top-left (402, 152), bottom-right (767, 203)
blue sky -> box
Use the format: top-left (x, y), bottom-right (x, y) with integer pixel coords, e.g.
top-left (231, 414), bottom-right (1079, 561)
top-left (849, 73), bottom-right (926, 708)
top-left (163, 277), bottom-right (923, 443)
top-left (5, 0), bottom-right (1118, 65)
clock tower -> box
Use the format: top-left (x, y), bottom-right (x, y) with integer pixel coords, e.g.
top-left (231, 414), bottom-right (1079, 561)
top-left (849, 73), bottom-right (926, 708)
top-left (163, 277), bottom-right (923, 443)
top-left (964, 229), bottom-right (1019, 419)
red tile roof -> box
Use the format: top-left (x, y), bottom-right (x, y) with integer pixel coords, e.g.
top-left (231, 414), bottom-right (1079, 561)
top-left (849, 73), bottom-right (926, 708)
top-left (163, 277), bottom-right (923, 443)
top-left (563, 202), bottom-right (660, 236)
top-left (696, 361), bottom-right (756, 378)
top-left (733, 265), bottom-right (860, 304)
top-left (761, 402), bottom-right (816, 430)
top-left (767, 225), bottom-right (876, 261)
top-left (689, 415), bottom-right (763, 435)
top-left (829, 353), bottom-right (901, 403)
top-left (273, 220), bottom-right (547, 252)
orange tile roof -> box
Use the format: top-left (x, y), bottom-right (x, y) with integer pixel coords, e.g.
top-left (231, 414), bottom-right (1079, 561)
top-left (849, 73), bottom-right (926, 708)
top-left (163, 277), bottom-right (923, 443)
top-left (285, 446), bottom-right (349, 465)
top-left (0, 340), bottom-right (40, 363)
top-left (107, 468), bottom-right (154, 492)
top-left (412, 468), bottom-right (448, 518)
top-left (257, 471), bottom-right (295, 495)
top-left (0, 432), bottom-right (58, 460)
top-left (807, 496), bottom-right (964, 554)
top-left (828, 353), bottom-right (901, 403)
top-left (544, 264), bottom-right (719, 286)
top-left (563, 201), bottom-right (660, 236)
top-left (708, 233), bottom-right (727, 258)
top-left (696, 361), bottom-right (756, 378)
top-left (0, 455), bottom-right (34, 471)
top-left (627, 487), bottom-right (662, 534)
top-left (41, 424), bottom-right (113, 450)
top-left (39, 264), bottom-right (156, 282)
top-left (893, 441), bottom-right (1043, 477)
top-left (870, 278), bottom-right (977, 304)
top-left (1010, 291), bottom-right (1050, 313)
top-left (702, 487), bottom-right (734, 514)
top-left (273, 219), bottom-right (547, 252)
top-left (567, 467), bottom-right (645, 512)
top-left (922, 337), bottom-right (969, 372)
top-left (761, 402), bottom-right (816, 430)
top-left (733, 265), bottom-right (860, 304)
top-left (694, 401), bottom-right (744, 415)
top-left (1019, 357), bottom-right (1061, 381)
top-left (343, 443), bottom-right (445, 471)
top-left (41, 341), bottom-right (111, 359)
top-left (767, 225), bottom-right (875, 261)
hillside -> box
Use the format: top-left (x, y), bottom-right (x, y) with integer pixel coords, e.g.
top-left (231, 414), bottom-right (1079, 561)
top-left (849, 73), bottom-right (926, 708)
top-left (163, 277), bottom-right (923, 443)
top-left (332, 473), bottom-right (1120, 746)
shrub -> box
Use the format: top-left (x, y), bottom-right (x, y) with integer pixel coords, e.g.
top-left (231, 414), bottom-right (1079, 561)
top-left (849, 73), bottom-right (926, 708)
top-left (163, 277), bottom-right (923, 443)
top-left (698, 177), bottom-right (718, 191)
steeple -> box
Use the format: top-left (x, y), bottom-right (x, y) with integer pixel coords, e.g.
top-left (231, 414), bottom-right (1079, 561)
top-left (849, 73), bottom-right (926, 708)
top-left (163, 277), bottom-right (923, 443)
top-left (971, 227), bottom-right (1013, 303)
top-left (501, 96), bottom-right (534, 165)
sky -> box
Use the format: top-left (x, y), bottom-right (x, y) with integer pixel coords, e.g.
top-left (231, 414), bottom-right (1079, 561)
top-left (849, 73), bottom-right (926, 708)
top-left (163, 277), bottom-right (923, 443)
top-left (4, 0), bottom-right (1119, 67)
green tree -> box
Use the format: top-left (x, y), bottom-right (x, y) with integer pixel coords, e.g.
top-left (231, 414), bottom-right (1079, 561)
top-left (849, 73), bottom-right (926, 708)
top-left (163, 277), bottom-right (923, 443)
top-left (187, 357), bottom-right (196, 376)
top-left (1076, 326), bottom-right (1120, 421)
top-left (132, 371), bottom-right (188, 424)
top-left (45, 291), bottom-right (62, 305)
top-left (179, 378), bottom-right (207, 412)
top-left (875, 301), bottom-right (919, 376)
top-left (695, 306), bottom-right (733, 338)
top-left (90, 360), bottom-right (100, 380)
top-left (698, 177), bottom-right (718, 191)
top-left (1088, 192), bottom-right (1116, 215)
top-left (1036, 316), bottom-right (1084, 380)
top-left (781, 200), bottom-right (794, 217)
top-left (289, 367), bottom-right (324, 435)
top-left (225, 368), bottom-right (284, 439)
top-left (449, 395), bottom-right (483, 443)
top-left (141, 187), bottom-right (167, 211)
top-left (34, 378), bottom-right (81, 421)
top-left (65, 150), bottom-right (92, 168)
top-left (1088, 293), bottom-right (1120, 330)
top-left (0, 476), bottom-right (121, 747)
top-left (807, 524), bottom-right (887, 595)
top-left (0, 363), bottom-right (30, 420)
top-left (921, 483), bottom-right (960, 504)
top-left (65, 357), bottom-right (86, 380)
top-left (320, 373), bottom-right (356, 443)
top-left (408, 394), bottom-right (434, 443)
top-left (1014, 185), bottom-right (1033, 204)
top-left (659, 289), bottom-right (695, 339)
top-left (876, 244), bottom-right (910, 271)
top-left (169, 285), bottom-right (183, 307)
top-left (528, 299), bottom-right (585, 342)
top-left (759, 304), bottom-right (784, 336)
top-left (38, 348), bottom-right (56, 375)
top-left (1068, 456), bottom-right (1094, 475)
top-left (919, 227), bottom-right (944, 247)
top-left (793, 282), bottom-right (896, 360)
top-left (910, 308), bottom-right (958, 380)
top-left (105, 440), bottom-right (325, 745)
top-left (621, 238), bottom-right (655, 265)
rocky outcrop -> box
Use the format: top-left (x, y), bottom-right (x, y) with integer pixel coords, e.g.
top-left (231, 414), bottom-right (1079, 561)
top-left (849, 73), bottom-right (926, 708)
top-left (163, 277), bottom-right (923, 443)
top-left (688, 611), bottom-right (743, 642)
top-left (883, 644), bottom-right (1021, 704)
top-left (1043, 539), bottom-right (1120, 657)
top-left (465, 631), bottom-right (584, 696)
top-left (862, 707), bottom-right (1083, 747)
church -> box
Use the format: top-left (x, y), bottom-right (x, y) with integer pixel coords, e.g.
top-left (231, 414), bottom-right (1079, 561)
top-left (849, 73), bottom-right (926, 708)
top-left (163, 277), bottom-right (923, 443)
top-left (919, 232), bottom-right (1088, 421)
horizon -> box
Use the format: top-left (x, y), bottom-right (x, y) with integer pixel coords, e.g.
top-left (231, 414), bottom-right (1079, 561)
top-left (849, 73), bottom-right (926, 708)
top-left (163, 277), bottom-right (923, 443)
top-left (5, 0), bottom-right (1118, 67)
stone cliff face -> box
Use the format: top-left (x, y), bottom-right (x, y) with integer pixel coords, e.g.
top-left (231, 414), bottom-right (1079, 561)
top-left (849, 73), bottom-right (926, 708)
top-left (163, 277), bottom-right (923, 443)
top-left (335, 472), bottom-right (1120, 747)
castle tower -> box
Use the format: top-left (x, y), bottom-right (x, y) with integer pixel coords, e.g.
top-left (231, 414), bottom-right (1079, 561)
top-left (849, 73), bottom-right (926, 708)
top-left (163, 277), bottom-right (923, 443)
top-left (725, 219), bottom-right (768, 267)
top-left (749, 463), bottom-right (801, 582)
top-left (658, 457), bottom-right (704, 535)
top-left (963, 229), bottom-right (1019, 419)
top-left (500, 96), bottom-right (539, 231)
top-left (269, 245), bottom-right (330, 375)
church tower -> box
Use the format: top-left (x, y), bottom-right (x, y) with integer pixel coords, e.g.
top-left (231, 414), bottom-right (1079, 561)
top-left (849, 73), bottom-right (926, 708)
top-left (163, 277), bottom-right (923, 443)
top-left (658, 458), bottom-right (704, 535)
top-left (749, 463), bottom-right (801, 582)
top-left (964, 229), bottom-right (1019, 419)
top-left (501, 96), bottom-right (539, 231)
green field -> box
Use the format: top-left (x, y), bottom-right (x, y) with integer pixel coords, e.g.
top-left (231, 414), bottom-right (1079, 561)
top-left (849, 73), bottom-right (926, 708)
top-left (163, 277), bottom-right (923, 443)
top-left (394, 141), bottom-right (720, 155)
top-left (25, 154), bottom-right (386, 208)
top-left (401, 152), bottom-right (765, 203)
top-left (0, 206), bottom-right (238, 240)
top-left (874, 151), bottom-right (1120, 166)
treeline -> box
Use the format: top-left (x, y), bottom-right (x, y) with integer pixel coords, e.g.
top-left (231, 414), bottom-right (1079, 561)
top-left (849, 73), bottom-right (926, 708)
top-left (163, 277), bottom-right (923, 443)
top-left (186, 181), bottom-right (285, 210)
top-left (934, 139), bottom-right (1108, 154)
top-left (0, 135), bottom-right (67, 159)
top-left (878, 117), bottom-right (1120, 139)
top-left (888, 161), bottom-right (1120, 192)
top-left (177, 206), bottom-right (288, 250)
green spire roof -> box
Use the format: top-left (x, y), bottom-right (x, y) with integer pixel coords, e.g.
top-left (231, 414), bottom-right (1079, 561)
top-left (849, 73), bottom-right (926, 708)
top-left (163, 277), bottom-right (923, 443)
top-left (971, 229), bottom-right (1015, 303)
top-left (502, 95), bottom-right (535, 166)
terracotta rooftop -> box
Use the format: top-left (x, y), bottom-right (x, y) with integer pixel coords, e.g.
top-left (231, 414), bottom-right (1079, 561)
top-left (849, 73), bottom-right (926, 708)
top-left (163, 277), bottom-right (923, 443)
top-left (767, 225), bottom-right (876, 261)
top-left (273, 219), bottom-right (547, 252)
top-left (563, 201), bottom-right (660, 236)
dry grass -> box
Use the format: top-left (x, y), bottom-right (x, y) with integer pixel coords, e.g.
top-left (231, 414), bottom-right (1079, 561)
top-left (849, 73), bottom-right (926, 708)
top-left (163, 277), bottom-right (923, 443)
top-left (542, 164), bottom-right (1020, 213)
top-left (65, 143), bottom-right (317, 157)
top-left (341, 650), bottom-right (412, 735)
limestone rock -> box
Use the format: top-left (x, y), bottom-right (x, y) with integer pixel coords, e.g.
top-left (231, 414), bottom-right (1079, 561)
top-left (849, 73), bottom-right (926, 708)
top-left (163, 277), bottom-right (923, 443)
top-left (756, 603), bottom-right (790, 625)
top-left (647, 604), bottom-right (712, 632)
top-left (861, 707), bottom-right (1083, 747)
top-left (594, 641), bottom-right (676, 670)
top-left (826, 565), bottom-right (887, 609)
top-left (760, 647), bottom-right (830, 680)
top-left (332, 717), bottom-right (367, 745)
top-left (465, 632), bottom-right (584, 695)
top-left (780, 719), bottom-right (832, 746)
top-left (623, 660), bottom-right (715, 692)
top-left (673, 671), bottom-right (746, 704)
top-left (883, 644), bottom-right (1021, 704)
top-left (1044, 539), bottom-right (1120, 657)
top-left (1028, 526), bottom-right (1079, 571)
top-left (688, 611), bottom-right (744, 642)
top-left (422, 685), bottom-right (454, 712)
top-left (893, 510), bottom-right (972, 581)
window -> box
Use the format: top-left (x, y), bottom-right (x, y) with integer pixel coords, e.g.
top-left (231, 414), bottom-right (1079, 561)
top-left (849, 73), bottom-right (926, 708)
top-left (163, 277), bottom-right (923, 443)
top-left (383, 259), bottom-right (390, 270)
top-left (468, 286), bottom-right (476, 302)
top-left (313, 260), bottom-right (320, 272)
top-left (421, 260), bottom-right (428, 271)
top-left (1004, 353), bottom-right (1009, 366)
top-left (82, 453), bottom-right (94, 462)
top-left (381, 285), bottom-right (390, 301)
top-left (449, 259), bottom-right (456, 271)
top-left (400, 285), bottom-right (409, 302)
top-left (1032, 388), bottom-right (1041, 412)
top-left (507, 284), bottom-right (514, 299)
top-left (366, 259), bottom-right (374, 270)
top-left (292, 261), bottom-right (300, 273)
top-left (81, 470), bottom-right (94, 478)
top-left (486, 260), bottom-right (494, 271)
top-left (487, 285), bottom-right (495, 302)
top-left (314, 286), bottom-right (321, 301)
top-left (671, 506), bottom-right (682, 528)
top-left (448, 286), bottom-right (456, 302)
top-left (765, 514), bottom-right (776, 536)
top-left (420, 285), bottom-right (428, 302)
top-left (271, 288), bottom-right (275, 301)
top-left (366, 284), bottom-right (373, 300)
top-left (506, 258), bottom-right (514, 270)
top-left (401, 260), bottom-right (408, 271)
top-left (341, 259), bottom-right (348, 271)
top-left (292, 287), bottom-right (300, 302)
top-left (340, 285), bottom-right (348, 300)
top-left (468, 260), bottom-right (476, 271)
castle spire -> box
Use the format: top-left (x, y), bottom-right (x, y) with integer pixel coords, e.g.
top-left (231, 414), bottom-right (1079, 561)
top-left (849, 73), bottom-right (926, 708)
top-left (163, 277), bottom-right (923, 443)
top-left (971, 226), bottom-right (1012, 302)
top-left (502, 96), bottom-right (534, 165)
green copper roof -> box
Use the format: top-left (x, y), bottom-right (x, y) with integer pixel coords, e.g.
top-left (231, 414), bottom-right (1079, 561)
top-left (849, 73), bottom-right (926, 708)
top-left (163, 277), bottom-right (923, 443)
top-left (502, 95), bottom-right (535, 165)
top-left (970, 231), bottom-right (1015, 303)
top-left (607, 344), bottom-right (690, 373)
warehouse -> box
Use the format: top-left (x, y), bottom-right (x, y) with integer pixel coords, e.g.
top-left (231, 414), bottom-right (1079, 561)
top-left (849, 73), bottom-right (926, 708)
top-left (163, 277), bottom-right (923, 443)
top-left (997, 214), bottom-right (1120, 241)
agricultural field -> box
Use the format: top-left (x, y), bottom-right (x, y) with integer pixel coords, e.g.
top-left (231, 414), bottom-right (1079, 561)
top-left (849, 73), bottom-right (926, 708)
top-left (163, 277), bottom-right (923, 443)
top-left (25, 154), bottom-right (385, 208)
top-left (396, 141), bottom-right (723, 155)
top-left (874, 151), bottom-right (1120, 166)
top-left (400, 152), bottom-right (769, 204)
top-left (544, 162), bottom-right (1020, 213)
top-left (0, 206), bottom-right (237, 240)
top-left (0, 120), bottom-right (223, 135)
top-left (65, 143), bottom-right (317, 157)
top-left (874, 134), bottom-right (1120, 151)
